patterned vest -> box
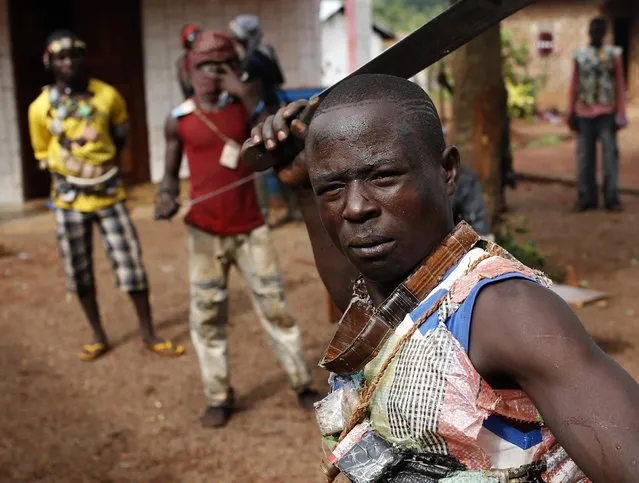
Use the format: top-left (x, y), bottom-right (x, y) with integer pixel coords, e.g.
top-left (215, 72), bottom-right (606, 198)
top-left (574, 45), bottom-right (621, 107)
top-left (317, 244), bottom-right (589, 482)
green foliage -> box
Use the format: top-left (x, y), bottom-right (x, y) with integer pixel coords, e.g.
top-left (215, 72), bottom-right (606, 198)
top-left (373, 0), bottom-right (447, 33)
top-left (525, 134), bottom-right (564, 149)
top-left (496, 218), bottom-right (565, 282)
top-left (373, 2), bottom-right (543, 120)
top-left (501, 30), bottom-right (538, 119)
top-left (505, 80), bottom-right (536, 119)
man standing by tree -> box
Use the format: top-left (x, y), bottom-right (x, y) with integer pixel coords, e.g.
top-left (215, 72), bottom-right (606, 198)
top-left (154, 30), bottom-right (320, 428)
top-left (568, 16), bottom-right (627, 212)
top-left (28, 30), bottom-right (184, 361)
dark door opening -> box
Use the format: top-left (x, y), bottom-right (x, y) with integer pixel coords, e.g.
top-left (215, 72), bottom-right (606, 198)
top-left (9, 0), bottom-right (150, 201)
top-left (614, 17), bottom-right (630, 83)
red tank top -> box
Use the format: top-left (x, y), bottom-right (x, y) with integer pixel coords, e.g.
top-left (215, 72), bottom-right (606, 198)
top-left (177, 102), bottom-right (264, 235)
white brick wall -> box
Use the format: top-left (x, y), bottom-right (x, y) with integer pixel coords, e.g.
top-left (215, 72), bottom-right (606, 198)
top-left (141, 0), bottom-right (322, 182)
top-left (0, 0), bottom-right (24, 204)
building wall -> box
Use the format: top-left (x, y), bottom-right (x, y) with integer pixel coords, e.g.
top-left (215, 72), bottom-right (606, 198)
top-left (321, 14), bottom-right (348, 86)
top-left (0, 0), bottom-right (321, 205)
top-left (503, 1), bottom-right (607, 111)
top-left (0, 0), bottom-right (24, 204)
top-left (141, 0), bottom-right (321, 182)
top-left (370, 29), bottom-right (384, 58)
top-left (321, 13), bottom-right (383, 87)
top-left (353, 0), bottom-right (373, 68)
top-left (630, 15), bottom-right (639, 98)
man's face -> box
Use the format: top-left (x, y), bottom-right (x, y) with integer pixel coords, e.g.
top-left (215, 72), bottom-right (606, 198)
top-left (307, 101), bottom-right (457, 286)
top-left (194, 58), bottom-right (238, 95)
top-left (50, 48), bottom-right (84, 83)
top-left (589, 21), bottom-right (606, 46)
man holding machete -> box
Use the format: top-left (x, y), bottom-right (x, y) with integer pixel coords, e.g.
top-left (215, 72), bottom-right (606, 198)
top-left (240, 1), bottom-right (639, 481)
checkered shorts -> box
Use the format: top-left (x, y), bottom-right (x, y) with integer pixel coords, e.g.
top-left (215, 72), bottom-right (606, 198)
top-left (55, 201), bottom-right (148, 294)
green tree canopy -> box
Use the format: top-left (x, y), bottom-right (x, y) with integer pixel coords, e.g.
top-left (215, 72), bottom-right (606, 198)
top-left (373, 0), bottom-right (447, 33)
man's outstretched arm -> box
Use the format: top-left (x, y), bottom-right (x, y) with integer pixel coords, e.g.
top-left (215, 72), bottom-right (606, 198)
top-left (472, 279), bottom-right (639, 482)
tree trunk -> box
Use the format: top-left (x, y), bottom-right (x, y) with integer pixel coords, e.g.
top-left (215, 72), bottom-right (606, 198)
top-left (451, 24), bottom-right (505, 230)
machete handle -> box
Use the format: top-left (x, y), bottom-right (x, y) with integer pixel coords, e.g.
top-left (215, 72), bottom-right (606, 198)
top-left (241, 97), bottom-right (320, 172)
top-left (241, 139), bottom-right (303, 173)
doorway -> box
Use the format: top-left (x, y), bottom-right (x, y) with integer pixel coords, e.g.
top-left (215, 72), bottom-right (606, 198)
top-left (9, 0), bottom-right (150, 200)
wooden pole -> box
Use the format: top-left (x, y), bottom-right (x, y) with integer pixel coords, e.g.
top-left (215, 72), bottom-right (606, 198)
top-left (451, 23), bottom-right (504, 228)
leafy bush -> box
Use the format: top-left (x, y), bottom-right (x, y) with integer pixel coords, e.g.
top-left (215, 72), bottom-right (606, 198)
top-left (496, 218), bottom-right (565, 282)
top-left (501, 30), bottom-right (538, 119)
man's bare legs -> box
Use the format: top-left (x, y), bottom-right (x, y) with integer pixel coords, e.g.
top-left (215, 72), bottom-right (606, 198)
top-left (77, 288), bottom-right (108, 345)
top-left (128, 289), bottom-right (162, 344)
top-left (77, 288), bottom-right (181, 356)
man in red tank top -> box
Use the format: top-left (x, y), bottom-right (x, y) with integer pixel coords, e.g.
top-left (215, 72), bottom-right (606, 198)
top-left (154, 30), bottom-right (319, 427)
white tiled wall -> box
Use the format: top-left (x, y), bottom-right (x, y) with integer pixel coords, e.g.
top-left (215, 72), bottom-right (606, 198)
top-left (0, 0), bottom-right (322, 202)
top-left (141, 0), bottom-right (322, 182)
top-left (0, 0), bottom-right (24, 204)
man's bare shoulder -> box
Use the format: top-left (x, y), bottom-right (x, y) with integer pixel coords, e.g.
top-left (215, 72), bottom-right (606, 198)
top-left (470, 277), bottom-right (599, 379)
top-left (170, 98), bottom-right (195, 119)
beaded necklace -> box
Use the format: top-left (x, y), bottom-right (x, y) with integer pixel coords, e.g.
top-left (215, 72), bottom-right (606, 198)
top-left (48, 85), bottom-right (99, 150)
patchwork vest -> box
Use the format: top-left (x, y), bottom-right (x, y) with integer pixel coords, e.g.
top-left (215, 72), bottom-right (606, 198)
top-left (574, 45), bottom-right (621, 107)
top-left (317, 244), bottom-right (589, 482)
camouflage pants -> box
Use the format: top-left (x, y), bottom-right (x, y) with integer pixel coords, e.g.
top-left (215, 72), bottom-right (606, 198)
top-left (187, 225), bottom-right (312, 407)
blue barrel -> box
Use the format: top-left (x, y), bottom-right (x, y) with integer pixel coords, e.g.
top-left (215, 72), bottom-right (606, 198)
top-left (279, 87), bottom-right (323, 104)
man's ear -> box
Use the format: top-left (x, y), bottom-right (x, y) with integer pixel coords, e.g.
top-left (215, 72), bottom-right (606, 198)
top-left (441, 145), bottom-right (460, 196)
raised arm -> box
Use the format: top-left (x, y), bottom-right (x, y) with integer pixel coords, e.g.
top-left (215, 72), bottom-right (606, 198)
top-left (241, 100), bottom-right (359, 311)
top-left (472, 279), bottom-right (639, 482)
top-left (154, 114), bottom-right (184, 220)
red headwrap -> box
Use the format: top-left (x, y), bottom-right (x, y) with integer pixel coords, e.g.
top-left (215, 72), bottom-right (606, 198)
top-left (188, 30), bottom-right (237, 67)
top-left (180, 24), bottom-right (201, 49)
top-left (188, 30), bottom-right (239, 98)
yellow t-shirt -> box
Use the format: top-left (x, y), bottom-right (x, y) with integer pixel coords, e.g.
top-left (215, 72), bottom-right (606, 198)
top-left (28, 78), bottom-right (128, 212)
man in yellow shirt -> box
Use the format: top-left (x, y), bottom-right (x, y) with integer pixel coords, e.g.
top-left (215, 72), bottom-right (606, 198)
top-left (28, 30), bottom-right (183, 361)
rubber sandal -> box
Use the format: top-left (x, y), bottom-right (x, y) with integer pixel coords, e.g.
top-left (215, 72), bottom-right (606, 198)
top-left (79, 342), bottom-right (109, 361)
top-left (145, 339), bottom-right (185, 357)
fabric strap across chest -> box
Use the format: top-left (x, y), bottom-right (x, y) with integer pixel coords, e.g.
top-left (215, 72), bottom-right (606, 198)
top-left (320, 221), bottom-right (480, 374)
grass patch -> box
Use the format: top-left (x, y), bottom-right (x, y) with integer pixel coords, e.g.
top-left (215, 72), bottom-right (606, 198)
top-left (525, 134), bottom-right (565, 149)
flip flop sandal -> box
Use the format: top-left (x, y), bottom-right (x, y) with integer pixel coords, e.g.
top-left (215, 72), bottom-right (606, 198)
top-left (79, 342), bottom-right (109, 361)
top-left (145, 339), bottom-right (185, 357)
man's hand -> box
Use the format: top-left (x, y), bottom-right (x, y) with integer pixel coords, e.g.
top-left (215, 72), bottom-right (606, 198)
top-left (240, 97), bottom-right (319, 177)
top-left (154, 191), bottom-right (180, 220)
top-left (218, 64), bottom-right (248, 99)
top-left (615, 115), bottom-right (628, 131)
top-left (567, 113), bottom-right (579, 132)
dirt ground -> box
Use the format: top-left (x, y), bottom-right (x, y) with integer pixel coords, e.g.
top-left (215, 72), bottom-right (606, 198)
top-left (512, 106), bottom-right (639, 190)
top-left (2, 131), bottom-right (639, 482)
